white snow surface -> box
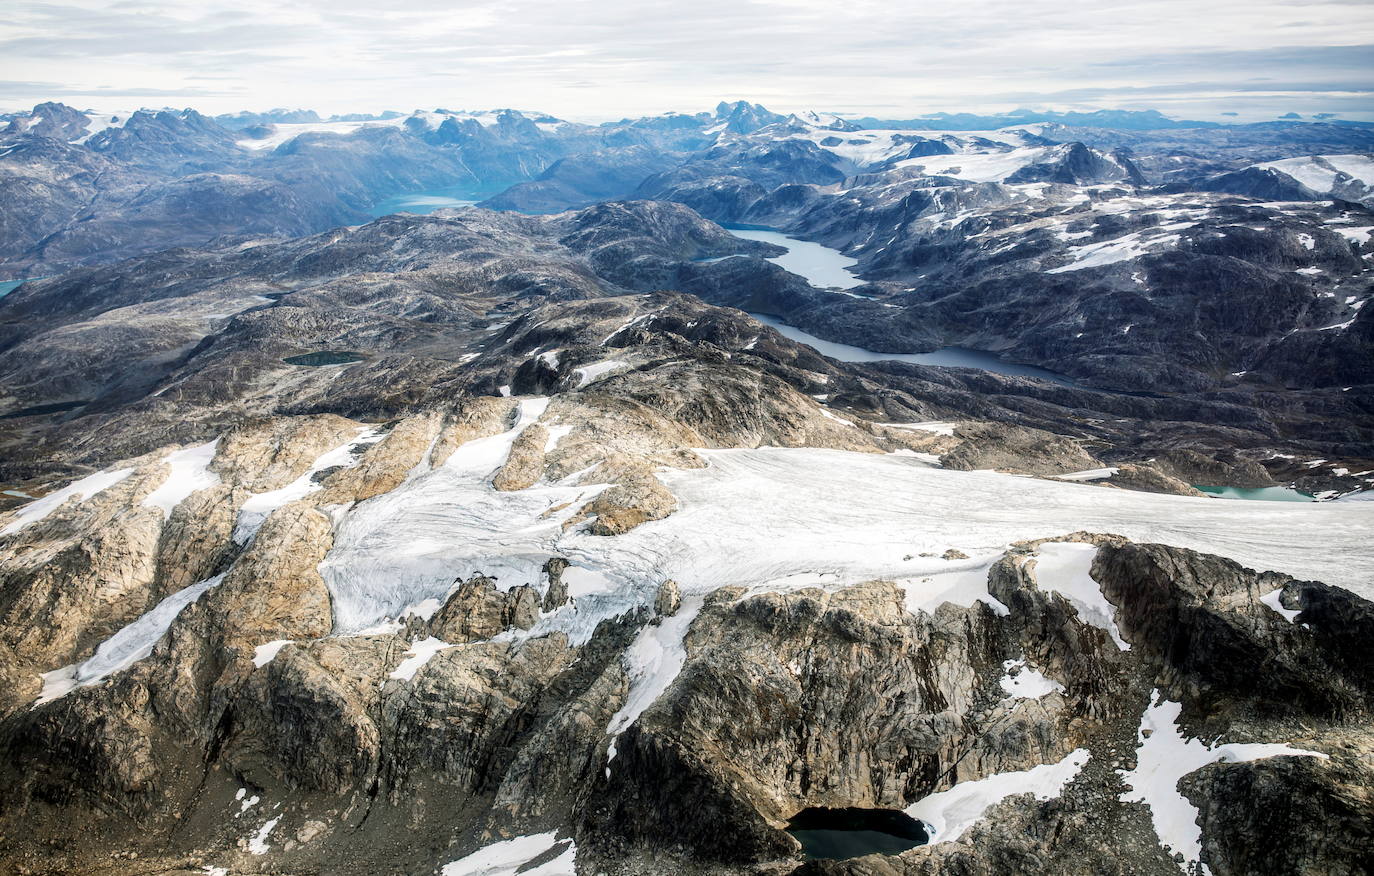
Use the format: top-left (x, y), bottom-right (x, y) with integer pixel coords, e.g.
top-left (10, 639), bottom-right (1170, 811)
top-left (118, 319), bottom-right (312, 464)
top-left (441, 832), bottom-right (576, 876)
top-left (1048, 228), bottom-right (1182, 273)
top-left (234, 427), bottom-right (383, 542)
top-left (318, 443), bottom-right (1374, 654)
top-left (252, 640), bottom-right (293, 668)
top-left (1031, 542), bottom-right (1131, 650)
top-left (1259, 588), bottom-right (1300, 623)
top-left (605, 594), bottom-right (704, 760)
top-left (248, 816), bottom-right (281, 855)
top-left (35, 574), bottom-right (226, 705)
top-left (881, 420), bottom-right (957, 436)
top-left (1053, 467), bottom-right (1119, 482)
top-left (141, 440), bottom-right (221, 516)
top-left (896, 146), bottom-right (1053, 182)
top-left (999, 659), bottom-right (1064, 699)
top-left (1254, 154), bottom-right (1374, 193)
top-left (896, 557), bottom-right (1010, 617)
top-left (906, 748), bottom-right (1090, 843)
top-left (2, 467), bottom-right (136, 536)
top-left (389, 636), bottom-right (456, 681)
top-left (573, 360), bottom-right (629, 388)
top-left (1119, 692), bottom-right (1327, 874)
top-left (73, 110), bottom-right (131, 144)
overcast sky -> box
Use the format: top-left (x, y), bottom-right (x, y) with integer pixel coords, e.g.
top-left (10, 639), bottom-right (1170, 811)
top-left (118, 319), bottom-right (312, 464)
top-left (2, 0), bottom-right (1372, 121)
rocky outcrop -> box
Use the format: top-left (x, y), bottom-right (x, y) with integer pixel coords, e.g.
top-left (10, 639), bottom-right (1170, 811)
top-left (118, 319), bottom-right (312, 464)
top-left (941, 422), bottom-right (1100, 476)
top-left (428, 575), bottom-right (541, 642)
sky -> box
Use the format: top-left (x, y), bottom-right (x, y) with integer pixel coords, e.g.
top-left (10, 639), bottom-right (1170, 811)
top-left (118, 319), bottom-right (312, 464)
top-left (2, 0), bottom-right (1373, 122)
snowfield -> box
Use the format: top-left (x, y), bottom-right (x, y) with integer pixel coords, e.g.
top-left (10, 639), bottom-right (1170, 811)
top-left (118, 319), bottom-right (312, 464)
top-left (319, 436), bottom-right (1374, 649)
top-left (1253, 154), bottom-right (1374, 194)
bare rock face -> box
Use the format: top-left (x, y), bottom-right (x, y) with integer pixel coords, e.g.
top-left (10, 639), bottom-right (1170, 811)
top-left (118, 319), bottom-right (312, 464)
top-left (1102, 463), bottom-right (1205, 497)
top-left (205, 501), bottom-right (336, 651)
top-left (492, 423), bottom-right (549, 491)
top-left (654, 580), bottom-right (682, 617)
top-left (428, 575), bottom-right (541, 643)
top-left (942, 422), bottom-right (1100, 475)
top-left (214, 414), bottom-right (364, 492)
top-left (576, 455), bottom-right (679, 535)
top-left (542, 557), bottom-right (571, 611)
top-left (1151, 448), bottom-right (1275, 489)
top-left (318, 412), bottom-right (441, 504)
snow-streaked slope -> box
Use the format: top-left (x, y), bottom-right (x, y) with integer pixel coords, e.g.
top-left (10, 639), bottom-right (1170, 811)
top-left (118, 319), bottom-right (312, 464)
top-left (1, 467), bottom-right (136, 536)
top-left (234, 427), bottom-right (383, 543)
top-left (1031, 543), bottom-right (1131, 650)
top-left (141, 439), bottom-right (220, 516)
top-left (441, 832), bottom-right (576, 876)
top-left (1119, 691), bottom-right (1327, 875)
top-left (896, 146), bottom-right (1054, 182)
top-left (906, 748), bottom-right (1090, 843)
top-left (35, 573), bottom-right (226, 705)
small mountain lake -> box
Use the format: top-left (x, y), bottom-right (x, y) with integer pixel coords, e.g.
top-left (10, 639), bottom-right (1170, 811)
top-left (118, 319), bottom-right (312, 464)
top-left (368, 188), bottom-right (481, 217)
top-left (785, 807), bottom-right (928, 861)
top-left (750, 313), bottom-right (1078, 385)
top-left (0, 278), bottom-right (43, 299)
top-left (0, 400), bottom-right (88, 419)
top-left (283, 351), bottom-right (368, 366)
top-left (726, 226), bottom-right (864, 290)
top-left (1195, 485), bottom-right (1315, 502)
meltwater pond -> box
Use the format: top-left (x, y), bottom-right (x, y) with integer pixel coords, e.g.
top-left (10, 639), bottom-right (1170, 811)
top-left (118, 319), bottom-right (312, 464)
top-left (786, 808), bottom-right (928, 860)
top-left (751, 313), bottom-right (1078, 386)
top-left (722, 228), bottom-right (1076, 385)
top-left (368, 188), bottom-right (480, 217)
top-left (0, 278), bottom-right (42, 299)
top-left (1196, 485), bottom-right (1315, 502)
top-left (283, 351), bottom-right (367, 366)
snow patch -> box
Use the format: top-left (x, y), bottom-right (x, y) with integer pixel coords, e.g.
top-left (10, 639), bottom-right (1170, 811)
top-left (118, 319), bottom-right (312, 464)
top-left (605, 595), bottom-right (703, 761)
top-left (34, 574), bottom-right (226, 705)
top-left (441, 832), bottom-right (576, 876)
top-left (1259, 588), bottom-right (1300, 623)
top-left (1053, 467), bottom-right (1119, 482)
top-left (573, 360), bottom-right (629, 388)
top-left (248, 816), bottom-right (281, 855)
top-left (906, 748), bottom-right (1089, 843)
top-left (1032, 542), bottom-right (1130, 650)
top-left (2, 467), bottom-right (136, 536)
top-left (389, 636), bottom-right (456, 681)
top-left (882, 420), bottom-right (956, 436)
top-left (999, 659), bottom-right (1064, 699)
top-left (234, 427), bottom-right (382, 543)
top-left (142, 440), bottom-right (221, 516)
top-left (897, 558), bottom-right (1010, 617)
top-left (252, 640), bottom-right (293, 668)
top-left (1119, 692), bottom-right (1326, 874)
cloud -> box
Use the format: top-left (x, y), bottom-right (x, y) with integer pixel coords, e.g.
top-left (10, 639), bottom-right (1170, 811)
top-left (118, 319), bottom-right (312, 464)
top-left (1, 0), bottom-right (1371, 121)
